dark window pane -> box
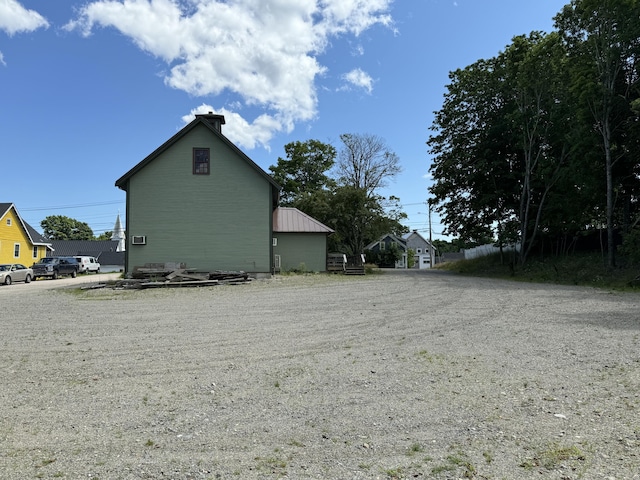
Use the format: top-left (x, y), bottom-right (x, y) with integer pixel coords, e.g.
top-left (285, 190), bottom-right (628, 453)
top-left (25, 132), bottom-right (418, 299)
top-left (193, 148), bottom-right (210, 174)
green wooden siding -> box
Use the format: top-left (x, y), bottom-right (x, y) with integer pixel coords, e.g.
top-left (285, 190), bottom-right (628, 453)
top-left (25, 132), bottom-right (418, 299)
top-left (274, 233), bottom-right (327, 272)
top-left (126, 124), bottom-right (273, 273)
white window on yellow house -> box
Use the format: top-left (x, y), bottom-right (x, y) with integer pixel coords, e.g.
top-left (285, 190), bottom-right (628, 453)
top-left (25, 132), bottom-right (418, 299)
top-left (6, 218), bottom-right (11, 226)
top-left (14, 243), bottom-right (20, 258)
top-left (32, 246), bottom-right (38, 258)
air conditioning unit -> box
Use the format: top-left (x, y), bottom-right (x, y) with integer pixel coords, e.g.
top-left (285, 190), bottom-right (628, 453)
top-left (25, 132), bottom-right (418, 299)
top-left (131, 235), bottom-right (146, 245)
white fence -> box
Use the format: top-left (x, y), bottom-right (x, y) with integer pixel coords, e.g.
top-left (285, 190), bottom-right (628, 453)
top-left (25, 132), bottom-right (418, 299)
top-left (463, 243), bottom-right (520, 260)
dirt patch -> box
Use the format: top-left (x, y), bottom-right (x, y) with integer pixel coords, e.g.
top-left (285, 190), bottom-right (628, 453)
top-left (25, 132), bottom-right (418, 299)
top-left (1, 270), bottom-right (639, 479)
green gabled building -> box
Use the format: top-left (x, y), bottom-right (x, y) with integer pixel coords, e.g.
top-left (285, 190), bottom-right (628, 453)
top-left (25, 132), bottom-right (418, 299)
top-left (115, 113), bottom-right (280, 276)
top-left (272, 207), bottom-right (334, 272)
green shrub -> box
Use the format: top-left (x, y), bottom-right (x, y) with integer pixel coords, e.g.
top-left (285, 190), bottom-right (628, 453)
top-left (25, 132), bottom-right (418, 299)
top-left (619, 227), bottom-right (640, 265)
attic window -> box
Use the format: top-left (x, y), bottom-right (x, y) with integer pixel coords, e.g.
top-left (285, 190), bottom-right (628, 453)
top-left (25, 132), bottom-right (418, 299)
top-left (193, 148), bottom-right (210, 175)
top-left (6, 219), bottom-right (11, 226)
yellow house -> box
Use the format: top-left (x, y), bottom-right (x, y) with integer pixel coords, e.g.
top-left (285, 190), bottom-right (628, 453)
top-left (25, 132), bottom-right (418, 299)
top-left (0, 203), bottom-right (52, 265)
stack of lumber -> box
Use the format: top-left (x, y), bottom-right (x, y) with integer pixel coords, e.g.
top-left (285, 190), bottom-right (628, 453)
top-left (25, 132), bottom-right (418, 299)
top-left (125, 264), bottom-right (250, 288)
top-left (131, 262), bottom-right (187, 279)
top-left (208, 271), bottom-right (250, 283)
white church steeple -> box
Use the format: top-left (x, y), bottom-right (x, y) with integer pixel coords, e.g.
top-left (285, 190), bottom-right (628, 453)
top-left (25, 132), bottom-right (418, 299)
top-left (111, 213), bottom-right (125, 252)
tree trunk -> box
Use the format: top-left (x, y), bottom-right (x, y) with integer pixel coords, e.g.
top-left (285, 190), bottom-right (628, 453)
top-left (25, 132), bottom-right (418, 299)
top-left (602, 118), bottom-right (616, 268)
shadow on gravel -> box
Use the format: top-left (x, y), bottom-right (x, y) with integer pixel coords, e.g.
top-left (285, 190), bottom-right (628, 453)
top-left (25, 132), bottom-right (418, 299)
top-left (565, 310), bottom-right (640, 330)
top-left (376, 268), bottom-right (458, 276)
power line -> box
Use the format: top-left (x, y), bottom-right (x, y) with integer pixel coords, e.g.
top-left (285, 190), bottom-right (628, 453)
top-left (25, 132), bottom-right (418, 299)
top-left (20, 200), bottom-right (124, 212)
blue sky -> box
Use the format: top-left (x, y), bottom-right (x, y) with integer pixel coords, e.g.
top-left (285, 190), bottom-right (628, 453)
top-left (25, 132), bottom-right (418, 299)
top-left (2, 0), bottom-right (567, 240)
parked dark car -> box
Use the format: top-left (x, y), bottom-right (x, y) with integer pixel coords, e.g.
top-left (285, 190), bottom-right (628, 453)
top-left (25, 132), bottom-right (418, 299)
top-left (32, 257), bottom-right (79, 280)
top-left (0, 263), bottom-right (34, 285)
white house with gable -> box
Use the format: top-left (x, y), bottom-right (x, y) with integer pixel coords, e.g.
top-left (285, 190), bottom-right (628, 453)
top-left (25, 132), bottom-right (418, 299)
top-left (402, 230), bottom-right (436, 269)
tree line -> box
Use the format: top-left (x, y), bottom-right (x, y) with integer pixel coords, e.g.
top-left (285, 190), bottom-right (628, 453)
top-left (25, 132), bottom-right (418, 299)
top-left (428, 0), bottom-right (640, 268)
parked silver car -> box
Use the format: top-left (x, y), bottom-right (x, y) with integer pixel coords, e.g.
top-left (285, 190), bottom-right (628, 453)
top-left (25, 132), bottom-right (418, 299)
top-left (0, 263), bottom-right (34, 285)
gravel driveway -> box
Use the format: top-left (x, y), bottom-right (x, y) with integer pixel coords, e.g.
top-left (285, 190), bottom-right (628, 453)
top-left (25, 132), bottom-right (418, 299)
top-left (1, 270), bottom-right (639, 479)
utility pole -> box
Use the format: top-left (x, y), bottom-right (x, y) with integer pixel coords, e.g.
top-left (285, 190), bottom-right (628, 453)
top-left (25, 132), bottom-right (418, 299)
top-left (428, 201), bottom-right (432, 245)
top-left (427, 200), bottom-right (434, 265)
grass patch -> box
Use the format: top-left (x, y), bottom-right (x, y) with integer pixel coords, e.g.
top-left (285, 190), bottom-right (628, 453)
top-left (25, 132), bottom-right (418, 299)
top-left (417, 349), bottom-right (435, 362)
top-left (437, 252), bottom-right (640, 290)
top-left (35, 458), bottom-right (56, 468)
top-left (520, 443), bottom-right (586, 470)
top-left (431, 452), bottom-right (476, 478)
top-left (407, 442), bottom-right (424, 456)
top-left (254, 454), bottom-right (288, 475)
top-left (539, 444), bottom-right (584, 468)
top-left (382, 466), bottom-right (405, 478)
top-left (483, 450), bottom-right (493, 464)
top-left (417, 349), bottom-right (443, 364)
top-left (364, 263), bottom-right (382, 274)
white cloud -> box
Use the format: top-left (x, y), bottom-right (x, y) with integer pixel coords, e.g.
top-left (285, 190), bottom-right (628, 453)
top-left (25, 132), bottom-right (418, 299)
top-left (0, 0), bottom-right (49, 63)
top-left (318, 0), bottom-right (393, 36)
top-left (342, 68), bottom-right (373, 94)
top-left (353, 44), bottom-right (365, 56)
top-left (0, 0), bottom-right (49, 36)
top-left (182, 104), bottom-right (281, 150)
top-left (64, 0), bottom-right (394, 148)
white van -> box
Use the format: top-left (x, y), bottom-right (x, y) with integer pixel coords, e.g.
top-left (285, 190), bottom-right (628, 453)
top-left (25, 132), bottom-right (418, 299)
top-left (74, 256), bottom-right (101, 273)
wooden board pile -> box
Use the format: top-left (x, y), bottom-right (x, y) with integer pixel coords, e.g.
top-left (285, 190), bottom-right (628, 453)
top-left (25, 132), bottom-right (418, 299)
top-left (122, 263), bottom-right (250, 288)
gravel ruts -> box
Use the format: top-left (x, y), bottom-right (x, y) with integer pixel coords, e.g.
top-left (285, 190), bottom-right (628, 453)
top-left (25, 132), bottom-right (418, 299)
top-left (1, 270), bottom-right (639, 479)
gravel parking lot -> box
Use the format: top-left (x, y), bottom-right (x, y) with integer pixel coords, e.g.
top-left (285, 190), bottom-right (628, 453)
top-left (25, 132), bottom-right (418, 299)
top-left (1, 270), bottom-right (639, 479)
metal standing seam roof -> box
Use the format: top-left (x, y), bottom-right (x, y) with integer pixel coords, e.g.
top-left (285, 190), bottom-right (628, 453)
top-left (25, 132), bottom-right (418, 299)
top-left (273, 207), bottom-right (334, 233)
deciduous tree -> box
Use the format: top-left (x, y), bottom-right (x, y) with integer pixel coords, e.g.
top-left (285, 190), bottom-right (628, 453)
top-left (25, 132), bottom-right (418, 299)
top-left (41, 215), bottom-right (94, 240)
top-left (269, 140), bottom-right (336, 205)
top-left (271, 136), bottom-right (407, 254)
top-left (555, 0), bottom-right (640, 267)
top-left (337, 133), bottom-right (401, 196)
